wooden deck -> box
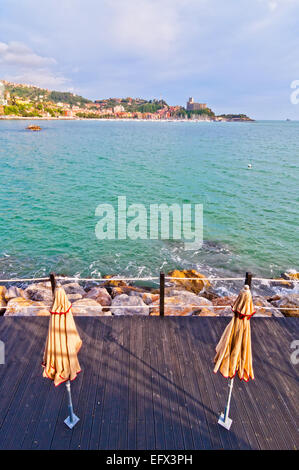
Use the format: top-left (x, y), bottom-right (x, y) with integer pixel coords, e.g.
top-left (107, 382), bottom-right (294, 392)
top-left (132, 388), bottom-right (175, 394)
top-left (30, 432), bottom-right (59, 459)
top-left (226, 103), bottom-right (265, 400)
top-left (0, 317), bottom-right (298, 450)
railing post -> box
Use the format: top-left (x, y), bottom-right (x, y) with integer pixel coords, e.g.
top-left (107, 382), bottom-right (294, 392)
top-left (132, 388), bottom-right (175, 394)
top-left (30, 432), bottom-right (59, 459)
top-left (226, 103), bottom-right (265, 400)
top-left (160, 272), bottom-right (165, 316)
top-left (50, 272), bottom-right (57, 294)
top-left (245, 272), bottom-right (253, 289)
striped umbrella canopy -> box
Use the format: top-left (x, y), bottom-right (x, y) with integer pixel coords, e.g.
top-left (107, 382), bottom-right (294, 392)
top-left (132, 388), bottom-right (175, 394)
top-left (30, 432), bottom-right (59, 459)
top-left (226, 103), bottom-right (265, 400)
top-left (42, 286), bottom-right (82, 386)
top-left (214, 284), bottom-right (255, 429)
top-left (42, 285), bottom-right (82, 428)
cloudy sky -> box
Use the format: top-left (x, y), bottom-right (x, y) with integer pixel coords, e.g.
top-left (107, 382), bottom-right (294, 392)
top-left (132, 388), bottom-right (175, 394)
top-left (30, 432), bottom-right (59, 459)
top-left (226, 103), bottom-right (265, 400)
top-left (1, 0), bottom-right (299, 119)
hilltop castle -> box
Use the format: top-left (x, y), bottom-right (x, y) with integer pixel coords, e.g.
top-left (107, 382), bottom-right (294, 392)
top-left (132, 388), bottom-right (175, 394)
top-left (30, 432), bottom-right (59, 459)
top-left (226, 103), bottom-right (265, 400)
top-left (186, 97), bottom-right (207, 111)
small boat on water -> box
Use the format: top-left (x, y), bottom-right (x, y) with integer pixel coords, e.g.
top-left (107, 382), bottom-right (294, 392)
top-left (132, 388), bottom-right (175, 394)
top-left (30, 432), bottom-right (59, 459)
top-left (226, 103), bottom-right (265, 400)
top-left (26, 125), bottom-right (42, 131)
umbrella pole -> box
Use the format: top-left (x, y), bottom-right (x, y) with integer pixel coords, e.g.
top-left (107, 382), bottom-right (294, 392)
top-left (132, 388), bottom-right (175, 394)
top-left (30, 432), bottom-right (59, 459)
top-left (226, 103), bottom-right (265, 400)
top-left (64, 380), bottom-right (80, 429)
top-left (218, 377), bottom-right (234, 430)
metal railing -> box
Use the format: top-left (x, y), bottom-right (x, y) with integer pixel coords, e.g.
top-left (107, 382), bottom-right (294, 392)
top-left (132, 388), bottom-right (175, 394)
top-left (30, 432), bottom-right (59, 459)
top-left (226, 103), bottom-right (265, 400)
top-left (0, 271), bottom-right (298, 315)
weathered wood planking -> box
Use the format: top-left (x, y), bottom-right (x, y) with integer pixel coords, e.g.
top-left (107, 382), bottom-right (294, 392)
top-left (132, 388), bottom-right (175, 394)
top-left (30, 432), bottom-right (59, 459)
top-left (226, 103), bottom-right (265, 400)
top-left (0, 317), bottom-right (298, 450)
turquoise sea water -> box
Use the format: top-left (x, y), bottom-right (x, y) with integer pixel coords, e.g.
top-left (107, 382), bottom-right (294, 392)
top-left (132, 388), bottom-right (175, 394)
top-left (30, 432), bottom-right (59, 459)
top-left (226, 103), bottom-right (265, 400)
top-left (0, 119), bottom-right (298, 281)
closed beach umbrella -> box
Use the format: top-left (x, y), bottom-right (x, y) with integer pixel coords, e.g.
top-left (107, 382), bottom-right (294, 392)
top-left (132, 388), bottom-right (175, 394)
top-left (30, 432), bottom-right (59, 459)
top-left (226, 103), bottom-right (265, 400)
top-left (42, 285), bottom-right (82, 428)
top-left (214, 284), bottom-right (255, 429)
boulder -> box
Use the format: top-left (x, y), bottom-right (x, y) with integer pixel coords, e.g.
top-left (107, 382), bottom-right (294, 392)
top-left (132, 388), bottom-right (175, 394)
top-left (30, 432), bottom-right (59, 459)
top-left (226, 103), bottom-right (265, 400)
top-left (110, 285), bottom-right (145, 298)
top-left (0, 286), bottom-right (7, 297)
top-left (67, 293), bottom-right (82, 301)
top-left (167, 269), bottom-right (210, 294)
top-left (25, 283), bottom-right (53, 303)
top-left (0, 286), bottom-right (7, 314)
top-left (84, 286), bottom-right (112, 306)
top-left (63, 282), bottom-right (86, 297)
top-left (141, 292), bottom-right (160, 305)
top-left (269, 294), bottom-right (299, 317)
top-left (71, 298), bottom-right (103, 316)
top-left (5, 286), bottom-right (28, 302)
top-left (111, 294), bottom-right (149, 316)
top-left (150, 291), bottom-right (215, 316)
top-left (4, 297), bottom-right (49, 316)
top-left (102, 275), bottom-right (128, 287)
top-left (253, 296), bottom-right (283, 317)
top-left (271, 278), bottom-right (294, 289)
top-left (212, 296), bottom-right (236, 316)
top-left (281, 270), bottom-right (299, 281)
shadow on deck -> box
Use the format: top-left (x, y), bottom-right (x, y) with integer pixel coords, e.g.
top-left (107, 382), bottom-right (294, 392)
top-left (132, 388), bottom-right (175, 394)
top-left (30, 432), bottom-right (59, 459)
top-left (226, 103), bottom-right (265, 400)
top-left (0, 317), bottom-right (298, 450)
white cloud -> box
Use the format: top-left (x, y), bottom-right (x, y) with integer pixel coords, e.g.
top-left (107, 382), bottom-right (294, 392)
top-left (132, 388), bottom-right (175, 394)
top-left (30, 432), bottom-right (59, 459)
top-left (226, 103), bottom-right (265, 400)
top-left (107, 0), bottom-right (181, 58)
top-left (0, 41), bottom-right (56, 67)
top-left (0, 41), bottom-right (70, 90)
top-left (5, 69), bottom-right (70, 90)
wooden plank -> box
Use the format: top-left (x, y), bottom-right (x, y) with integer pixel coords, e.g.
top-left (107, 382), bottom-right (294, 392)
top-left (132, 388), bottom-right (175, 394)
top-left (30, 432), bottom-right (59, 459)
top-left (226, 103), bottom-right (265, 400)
top-left (4, 320), bottom-right (49, 449)
top-left (196, 318), bottom-right (252, 450)
top-left (147, 318), bottom-right (166, 450)
top-left (0, 317), bottom-right (297, 450)
top-left (0, 319), bottom-right (48, 448)
top-left (182, 318), bottom-right (232, 449)
top-left (167, 318), bottom-right (206, 449)
top-left (83, 318), bottom-right (109, 450)
top-left (127, 316), bottom-right (138, 450)
top-left (135, 317), bottom-right (147, 450)
top-left (49, 317), bottom-right (95, 450)
top-left (184, 318), bottom-right (228, 449)
top-left (166, 319), bottom-right (195, 449)
top-left (117, 318), bottom-right (130, 450)
top-left (252, 319), bottom-right (299, 449)
top-left (160, 319), bottom-right (185, 449)
top-left (141, 315), bottom-right (156, 450)
top-left (99, 317), bottom-right (123, 450)
top-left (88, 318), bottom-right (113, 449)
top-left (69, 318), bottom-right (103, 450)
top-left (152, 317), bottom-right (175, 449)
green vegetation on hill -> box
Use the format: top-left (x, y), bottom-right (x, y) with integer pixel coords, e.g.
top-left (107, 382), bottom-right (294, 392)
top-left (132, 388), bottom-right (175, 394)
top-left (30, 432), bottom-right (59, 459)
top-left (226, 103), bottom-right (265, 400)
top-left (173, 107), bottom-right (215, 119)
top-left (5, 83), bottom-right (91, 107)
top-left (94, 98), bottom-right (168, 113)
top-left (218, 114), bottom-right (254, 121)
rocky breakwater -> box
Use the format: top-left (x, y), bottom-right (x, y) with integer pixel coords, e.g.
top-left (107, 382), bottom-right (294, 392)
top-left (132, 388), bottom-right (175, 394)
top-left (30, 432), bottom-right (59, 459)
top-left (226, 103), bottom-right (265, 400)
top-left (0, 269), bottom-right (298, 317)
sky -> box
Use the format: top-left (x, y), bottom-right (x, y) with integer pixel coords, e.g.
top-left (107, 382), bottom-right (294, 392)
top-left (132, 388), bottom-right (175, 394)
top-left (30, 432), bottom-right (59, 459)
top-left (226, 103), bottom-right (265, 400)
top-left (0, 0), bottom-right (299, 119)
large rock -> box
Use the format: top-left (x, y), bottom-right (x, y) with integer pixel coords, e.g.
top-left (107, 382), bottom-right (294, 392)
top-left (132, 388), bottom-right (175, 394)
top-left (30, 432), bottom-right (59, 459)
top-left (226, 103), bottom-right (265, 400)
top-left (125, 289), bottom-right (160, 305)
top-left (71, 298), bottom-right (103, 316)
top-left (110, 285), bottom-right (145, 298)
top-left (102, 275), bottom-right (128, 287)
top-left (253, 296), bottom-right (283, 317)
top-left (271, 278), bottom-right (294, 289)
top-left (5, 286), bottom-right (28, 302)
top-left (150, 291), bottom-right (215, 316)
top-left (167, 269), bottom-right (210, 294)
top-left (67, 293), bottom-right (83, 303)
top-left (4, 297), bottom-right (49, 316)
top-left (84, 287), bottom-right (112, 306)
top-left (63, 282), bottom-right (86, 297)
top-left (212, 296), bottom-right (236, 316)
top-left (281, 270), bottom-right (299, 281)
top-left (111, 294), bottom-right (149, 316)
top-left (0, 286), bottom-right (7, 314)
top-left (25, 282), bottom-right (53, 303)
top-left (269, 294), bottom-right (299, 317)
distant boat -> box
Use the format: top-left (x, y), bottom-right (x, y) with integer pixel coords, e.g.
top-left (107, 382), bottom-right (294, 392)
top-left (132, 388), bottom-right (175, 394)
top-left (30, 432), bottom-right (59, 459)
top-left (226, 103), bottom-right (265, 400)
top-left (286, 118), bottom-right (291, 121)
top-left (26, 125), bottom-right (42, 131)
top-left (248, 163), bottom-right (252, 169)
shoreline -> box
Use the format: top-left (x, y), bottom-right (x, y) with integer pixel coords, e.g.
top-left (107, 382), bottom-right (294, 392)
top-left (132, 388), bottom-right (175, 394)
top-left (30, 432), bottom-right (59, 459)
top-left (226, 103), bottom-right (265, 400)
top-left (0, 116), bottom-right (252, 123)
top-left (0, 269), bottom-right (298, 318)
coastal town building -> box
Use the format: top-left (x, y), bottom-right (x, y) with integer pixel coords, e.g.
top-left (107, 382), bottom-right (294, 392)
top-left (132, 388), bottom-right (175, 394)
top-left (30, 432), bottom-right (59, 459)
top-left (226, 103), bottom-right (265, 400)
top-left (114, 105), bottom-right (125, 113)
top-left (186, 97), bottom-right (207, 111)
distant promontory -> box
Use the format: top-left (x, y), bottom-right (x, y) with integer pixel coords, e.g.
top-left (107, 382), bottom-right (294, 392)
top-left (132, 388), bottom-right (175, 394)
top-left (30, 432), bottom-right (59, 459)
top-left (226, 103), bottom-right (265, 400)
top-left (0, 81), bottom-right (254, 122)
